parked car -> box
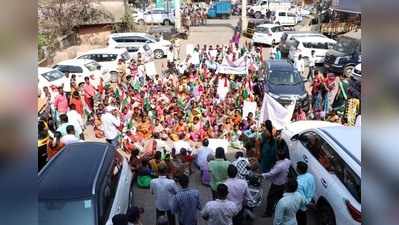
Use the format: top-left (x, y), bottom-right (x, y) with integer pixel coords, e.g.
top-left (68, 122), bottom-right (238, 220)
top-left (207, 1), bottom-right (232, 19)
top-left (38, 67), bottom-right (67, 92)
top-left (53, 59), bottom-right (110, 87)
top-left (135, 8), bottom-right (175, 25)
top-left (107, 32), bottom-right (171, 59)
top-left (247, 0), bottom-right (291, 19)
top-left (39, 142), bottom-right (134, 225)
top-left (279, 31), bottom-right (327, 58)
top-left (263, 60), bottom-right (309, 111)
top-left (324, 30), bottom-right (361, 77)
top-left (281, 122), bottom-right (361, 225)
top-left (118, 44), bottom-right (154, 61)
top-left (288, 36), bottom-right (336, 64)
top-left (273, 10), bottom-right (297, 26)
top-left (252, 24), bottom-right (285, 46)
top-left (75, 48), bottom-right (130, 80)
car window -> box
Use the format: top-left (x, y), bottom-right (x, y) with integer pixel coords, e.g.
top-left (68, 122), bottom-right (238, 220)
top-left (54, 65), bottom-right (83, 74)
top-left (78, 55), bottom-right (91, 60)
top-left (101, 151), bottom-right (123, 223)
top-left (39, 199), bottom-right (95, 225)
top-left (268, 70), bottom-right (301, 85)
top-left (125, 46), bottom-right (139, 53)
top-left (278, 12), bottom-right (286, 16)
top-left (40, 69), bottom-right (64, 82)
top-left (299, 131), bottom-right (322, 159)
top-left (91, 54), bottom-right (118, 62)
top-left (256, 27), bottom-right (269, 33)
top-left (133, 36), bottom-right (149, 43)
top-left (271, 26), bottom-right (281, 33)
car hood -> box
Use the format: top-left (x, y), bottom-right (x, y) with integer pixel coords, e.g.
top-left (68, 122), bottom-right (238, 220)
top-left (326, 49), bottom-right (347, 57)
top-left (267, 82), bottom-right (305, 96)
top-left (283, 120), bottom-right (343, 137)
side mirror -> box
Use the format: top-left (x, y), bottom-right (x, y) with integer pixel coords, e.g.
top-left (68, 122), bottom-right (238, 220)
top-left (290, 134), bottom-right (299, 141)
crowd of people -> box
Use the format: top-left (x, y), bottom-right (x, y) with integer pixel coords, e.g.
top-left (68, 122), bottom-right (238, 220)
top-left (37, 28), bottom-right (360, 224)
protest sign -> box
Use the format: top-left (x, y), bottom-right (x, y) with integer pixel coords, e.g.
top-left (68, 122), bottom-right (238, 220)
top-left (243, 101), bottom-right (257, 118)
top-left (144, 61), bottom-right (157, 79)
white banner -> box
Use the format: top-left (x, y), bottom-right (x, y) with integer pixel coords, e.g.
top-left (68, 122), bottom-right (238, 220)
top-left (216, 55), bottom-right (248, 75)
top-left (208, 139), bottom-right (229, 154)
top-left (144, 61), bottom-right (157, 78)
top-left (243, 100), bottom-right (257, 118)
top-left (259, 93), bottom-right (296, 130)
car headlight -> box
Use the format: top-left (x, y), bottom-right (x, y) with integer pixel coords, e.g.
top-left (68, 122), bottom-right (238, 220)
top-left (269, 92), bottom-right (280, 99)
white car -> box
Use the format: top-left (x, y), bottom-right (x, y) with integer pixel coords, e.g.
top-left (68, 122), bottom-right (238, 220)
top-left (281, 121), bottom-right (361, 225)
top-left (248, 0), bottom-right (292, 19)
top-left (252, 24), bottom-right (285, 46)
top-left (274, 10), bottom-right (297, 26)
top-left (53, 59), bottom-right (110, 87)
top-left (38, 67), bottom-right (67, 97)
top-left (107, 32), bottom-right (171, 59)
top-left (119, 44), bottom-right (154, 61)
top-left (135, 8), bottom-right (175, 25)
top-left (75, 48), bottom-right (130, 79)
top-left (288, 36), bottom-right (336, 64)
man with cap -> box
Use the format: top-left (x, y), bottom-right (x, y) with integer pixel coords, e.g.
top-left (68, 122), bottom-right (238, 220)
top-left (101, 105), bottom-right (121, 148)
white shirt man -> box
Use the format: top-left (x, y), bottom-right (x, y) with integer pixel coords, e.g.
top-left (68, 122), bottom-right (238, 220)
top-left (224, 166), bottom-right (253, 211)
top-left (150, 175), bottom-right (178, 211)
top-left (61, 134), bottom-right (80, 145)
top-left (294, 56), bottom-right (305, 76)
top-left (173, 136), bottom-right (192, 153)
top-left (196, 141), bottom-right (213, 170)
top-left (101, 106), bottom-right (121, 141)
top-left (67, 108), bottom-right (84, 137)
top-left (201, 196), bottom-right (239, 225)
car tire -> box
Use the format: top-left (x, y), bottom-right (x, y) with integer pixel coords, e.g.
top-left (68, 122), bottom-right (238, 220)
top-left (343, 65), bottom-right (354, 78)
top-left (317, 201), bottom-right (336, 225)
top-left (138, 19), bottom-right (145, 25)
top-left (154, 49), bottom-right (164, 59)
top-left (163, 19), bottom-right (171, 26)
top-left (254, 11), bottom-right (262, 19)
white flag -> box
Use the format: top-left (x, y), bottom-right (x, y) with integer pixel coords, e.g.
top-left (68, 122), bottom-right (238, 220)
top-left (259, 93), bottom-right (296, 130)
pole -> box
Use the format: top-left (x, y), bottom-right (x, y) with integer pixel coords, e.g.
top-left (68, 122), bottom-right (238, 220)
top-left (241, 0), bottom-right (247, 33)
top-left (175, 0), bottom-right (182, 32)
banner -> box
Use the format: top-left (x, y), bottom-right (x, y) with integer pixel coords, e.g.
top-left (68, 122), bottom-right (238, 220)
top-left (243, 101), bottom-right (257, 118)
top-left (186, 44), bottom-right (194, 57)
top-left (208, 139), bottom-right (229, 154)
top-left (216, 55), bottom-right (248, 75)
top-left (144, 61), bottom-right (157, 79)
top-left (259, 93), bottom-right (296, 130)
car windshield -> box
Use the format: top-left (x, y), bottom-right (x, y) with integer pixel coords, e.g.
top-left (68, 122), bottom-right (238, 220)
top-left (144, 34), bottom-right (158, 42)
top-left (268, 70), bottom-right (301, 85)
top-left (41, 69), bottom-right (64, 82)
top-left (85, 61), bottom-right (100, 71)
top-left (334, 37), bottom-right (357, 53)
top-left (39, 199), bottom-right (95, 225)
top-left (256, 27), bottom-right (269, 33)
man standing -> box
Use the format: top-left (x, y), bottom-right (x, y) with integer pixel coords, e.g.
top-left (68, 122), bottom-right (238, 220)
top-left (56, 114), bottom-right (73, 137)
top-left (171, 175), bottom-right (202, 225)
top-left (273, 179), bottom-right (305, 225)
top-left (296, 161), bottom-right (316, 225)
top-left (67, 104), bottom-right (84, 140)
top-left (224, 165), bottom-right (253, 225)
top-left (60, 125), bottom-right (80, 145)
top-left (150, 164), bottom-right (178, 225)
top-left (195, 139), bottom-right (212, 171)
top-left (294, 54), bottom-right (305, 78)
top-left (101, 106), bottom-right (121, 148)
top-left (83, 76), bottom-right (96, 114)
top-left (208, 147), bottom-right (230, 199)
top-left (261, 150), bottom-right (291, 217)
top-left (307, 50), bottom-right (316, 81)
top-left (201, 183), bottom-right (239, 225)
top-left (54, 87), bottom-right (69, 125)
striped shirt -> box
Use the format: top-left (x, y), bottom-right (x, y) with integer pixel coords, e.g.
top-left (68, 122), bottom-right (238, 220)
top-left (171, 188), bottom-right (202, 225)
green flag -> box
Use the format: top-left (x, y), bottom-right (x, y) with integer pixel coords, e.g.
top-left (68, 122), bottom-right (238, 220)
top-left (120, 96), bottom-right (130, 111)
top-left (114, 87), bottom-right (120, 99)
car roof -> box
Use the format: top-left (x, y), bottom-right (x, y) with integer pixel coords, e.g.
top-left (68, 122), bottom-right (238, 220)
top-left (81, 48), bottom-right (127, 55)
top-left (319, 126), bottom-right (361, 165)
top-left (39, 142), bottom-right (115, 200)
top-left (55, 59), bottom-right (96, 66)
top-left (293, 36), bottom-right (336, 43)
top-left (38, 67), bottom-right (56, 74)
top-left (266, 59), bottom-right (294, 70)
top-left (109, 32), bottom-right (148, 37)
top-left (285, 120), bottom-right (342, 135)
top-left (257, 23), bottom-right (281, 28)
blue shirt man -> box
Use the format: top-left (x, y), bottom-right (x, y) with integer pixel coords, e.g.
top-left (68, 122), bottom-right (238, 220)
top-left (171, 175), bottom-right (202, 225)
top-left (295, 161), bottom-right (316, 225)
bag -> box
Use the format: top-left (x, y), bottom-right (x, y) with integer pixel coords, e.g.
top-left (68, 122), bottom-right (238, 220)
top-left (137, 175), bottom-right (152, 189)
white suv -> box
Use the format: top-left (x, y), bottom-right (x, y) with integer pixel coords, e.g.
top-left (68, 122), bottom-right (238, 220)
top-left (252, 24), bottom-right (285, 46)
top-left (53, 59), bottom-right (111, 87)
top-left (135, 8), bottom-right (175, 25)
top-left (274, 10), bottom-right (297, 26)
top-left (281, 121), bottom-right (361, 225)
top-left (107, 32), bottom-right (171, 59)
top-left (75, 48), bottom-right (130, 79)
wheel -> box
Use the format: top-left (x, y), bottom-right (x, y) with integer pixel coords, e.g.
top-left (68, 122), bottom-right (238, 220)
top-left (153, 49), bottom-right (164, 59)
top-left (138, 19), bottom-right (144, 25)
top-left (343, 65), bottom-right (354, 78)
top-left (163, 19), bottom-right (171, 25)
top-left (317, 201), bottom-right (336, 225)
top-left (254, 11), bottom-right (262, 19)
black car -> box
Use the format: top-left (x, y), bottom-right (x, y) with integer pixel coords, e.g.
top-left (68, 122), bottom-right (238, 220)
top-left (39, 142), bottom-right (134, 225)
top-left (264, 60), bottom-right (310, 111)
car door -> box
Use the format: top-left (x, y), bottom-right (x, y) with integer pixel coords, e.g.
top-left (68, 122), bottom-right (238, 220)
top-left (152, 10), bottom-right (163, 24)
top-left (143, 11), bottom-right (152, 23)
top-left (272, 26), bottom-right (284, 43)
